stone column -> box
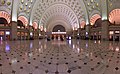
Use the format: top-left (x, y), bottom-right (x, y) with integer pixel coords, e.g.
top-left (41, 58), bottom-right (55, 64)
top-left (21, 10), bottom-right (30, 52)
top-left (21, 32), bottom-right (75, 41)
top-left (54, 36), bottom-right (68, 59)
top-left (101, 20), bottom-right (109, 40)
top-left (10, 21), bottom-right (17, 40)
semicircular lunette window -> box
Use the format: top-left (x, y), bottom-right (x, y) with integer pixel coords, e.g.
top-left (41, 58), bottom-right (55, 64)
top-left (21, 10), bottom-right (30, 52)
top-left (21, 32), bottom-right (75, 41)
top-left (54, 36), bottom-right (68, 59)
top-left (0, 18), bottom-right (8, 24)
top-left (0, 11), bottom-right (10, 24)
top-left (33, 22), bottom-right (38, 30)
top-left (18, 16), bottom-right (28, 27)
top-left (80, 21), bottom-right (86, 28)
top-left (109, 9), bottom-right (120, 24)
top-left (90, 14), bottom-right (101, 25)
top-left (52, 25), bottom-right (66, 32)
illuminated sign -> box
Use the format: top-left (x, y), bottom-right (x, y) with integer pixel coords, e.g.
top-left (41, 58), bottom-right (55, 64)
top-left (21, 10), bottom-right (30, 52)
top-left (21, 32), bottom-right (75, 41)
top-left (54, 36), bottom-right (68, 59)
top-left (6, 31), bottom-right (10, 35)
top-left (52, 32), bottom-right (66, 34)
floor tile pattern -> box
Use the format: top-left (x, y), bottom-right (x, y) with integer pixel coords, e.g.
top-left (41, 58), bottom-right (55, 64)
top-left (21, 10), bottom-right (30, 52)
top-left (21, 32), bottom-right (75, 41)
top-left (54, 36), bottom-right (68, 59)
top-left (0, 40), bottom-right (120, 74)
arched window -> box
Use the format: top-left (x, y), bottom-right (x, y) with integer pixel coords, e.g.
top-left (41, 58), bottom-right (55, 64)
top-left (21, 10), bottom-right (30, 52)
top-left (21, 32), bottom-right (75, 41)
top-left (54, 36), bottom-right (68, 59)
top-left (18, 16), bottom-right (28, 27)
top-left (33, 22), bottom-right (38, 29)
top-left (109, 9), bottom-right (120, 24)
top-left (0, 11), bottom-right (10, 24)
top-left (80, 21), bottom-right (86, 28)
top-left (52, 25), bottom-right (66, 32)
top-left (90, 14), bottom-right (101, 25)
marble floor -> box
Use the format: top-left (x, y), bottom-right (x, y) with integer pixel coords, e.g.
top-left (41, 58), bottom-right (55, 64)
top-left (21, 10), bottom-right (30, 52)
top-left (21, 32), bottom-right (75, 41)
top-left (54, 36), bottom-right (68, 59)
top-left (0, 39), bottom-right (120, 74)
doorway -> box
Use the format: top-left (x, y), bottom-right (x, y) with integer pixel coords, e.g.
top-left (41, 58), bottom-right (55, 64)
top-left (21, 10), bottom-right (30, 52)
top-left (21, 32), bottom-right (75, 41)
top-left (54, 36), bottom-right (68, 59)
top-left (52, 25), bottom-right (66, 41)
top-left (115, 36), bottom-right (119, 41)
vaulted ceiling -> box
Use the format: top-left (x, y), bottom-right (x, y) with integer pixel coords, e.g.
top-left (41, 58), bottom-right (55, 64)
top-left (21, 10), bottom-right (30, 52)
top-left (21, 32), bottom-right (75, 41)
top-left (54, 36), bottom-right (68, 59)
top-left (0, 0), bottom-right (120, 31)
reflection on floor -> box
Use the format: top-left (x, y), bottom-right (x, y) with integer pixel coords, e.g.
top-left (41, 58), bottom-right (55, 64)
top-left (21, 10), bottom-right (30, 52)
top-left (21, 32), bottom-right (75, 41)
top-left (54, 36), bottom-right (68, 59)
top-left (0, 40), bottom-right (120, 74)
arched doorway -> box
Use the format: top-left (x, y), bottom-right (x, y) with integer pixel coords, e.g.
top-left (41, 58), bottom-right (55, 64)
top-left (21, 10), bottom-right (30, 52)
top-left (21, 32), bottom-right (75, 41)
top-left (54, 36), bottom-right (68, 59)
top-left (52, 25), bottom-right (66, 41)
top-left (17, 20), bottom-right (25, 40)
top-left (0, 11), bottom-right (11, 41)
top-left (17, 16), bottom-right (28, 40)
top-left (32, 22), bottom-right (38, 39)
top-left (90, 14), bottom-right (102, 40)
top-left (109, 9), bottom-right (120, 41)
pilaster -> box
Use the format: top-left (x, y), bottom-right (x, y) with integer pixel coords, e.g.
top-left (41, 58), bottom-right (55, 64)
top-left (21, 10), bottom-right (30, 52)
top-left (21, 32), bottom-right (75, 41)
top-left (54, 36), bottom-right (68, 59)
top-left (10, 21), bottom-right (17, 40)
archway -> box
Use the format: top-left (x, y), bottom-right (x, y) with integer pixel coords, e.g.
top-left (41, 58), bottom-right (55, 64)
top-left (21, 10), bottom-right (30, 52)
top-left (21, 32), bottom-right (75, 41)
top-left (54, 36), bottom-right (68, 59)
top-left (109, 9), bottom-right (120, 41)
top-left (18, 16), bottom-right (28, 27)
top-left (90, 14), bottom-right (101, 25)
top-left (52, 25), bottom-right (66, 32)
top-left (52, 25), bottom-right (66, 41)
top-left (17, 20), bottom-right (24, 27)
top-left (33, 22), bottom-right (38, 30)
top-left (0, 18), bottom-right (10, 40)
top-left (93, 18), bottom-right (102, 28)
top-left (17, 16), bottom-right (29, 40)
top-left (80, 21), bottom-right (86, 29)
top-left (32, 22), bottom-right (38, 39)
top-left (0, 18), bottom-right (8, 24)
top-left (109, 9), bottom-right (120, 24)
top-left (90, 14), bottom-right (102, 40)
top-left (0, 11), bottom-right (10, 24)
top-left (0, 11), bottom-right (11, 40)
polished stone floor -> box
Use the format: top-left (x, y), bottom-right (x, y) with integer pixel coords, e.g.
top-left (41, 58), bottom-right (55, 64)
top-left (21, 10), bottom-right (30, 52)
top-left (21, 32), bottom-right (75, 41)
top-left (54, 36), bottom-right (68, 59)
top-left (0, 39), bottom-right (120, 74)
